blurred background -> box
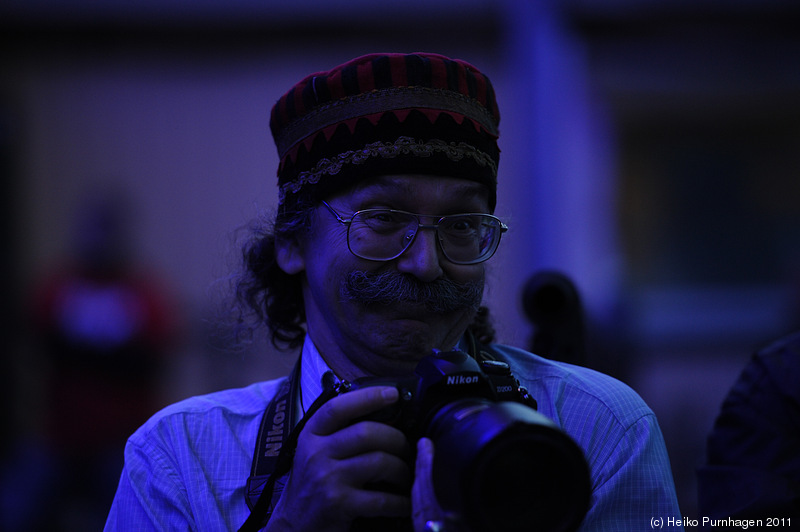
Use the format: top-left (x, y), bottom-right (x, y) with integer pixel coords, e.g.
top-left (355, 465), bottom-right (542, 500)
top-left (1, 0), bottom-right (799, 529)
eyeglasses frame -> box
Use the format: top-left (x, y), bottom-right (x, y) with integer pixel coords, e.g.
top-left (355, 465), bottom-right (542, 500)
top-left (320, 200), bottom-right (508, 265)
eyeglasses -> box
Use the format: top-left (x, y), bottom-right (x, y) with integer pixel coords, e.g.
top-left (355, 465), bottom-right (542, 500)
top-left (321, 200), bottom-right (508, 265)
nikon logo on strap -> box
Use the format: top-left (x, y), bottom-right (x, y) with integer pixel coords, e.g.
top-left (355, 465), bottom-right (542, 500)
top-left (263, 399), bottom-right (287, 457)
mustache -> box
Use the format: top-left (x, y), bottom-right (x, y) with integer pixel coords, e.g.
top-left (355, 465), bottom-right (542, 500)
top-left (341, 270), bottom-right (484, 313)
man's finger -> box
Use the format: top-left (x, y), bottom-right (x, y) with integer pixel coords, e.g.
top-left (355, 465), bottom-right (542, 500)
top-left (413, 437), bottom-right (447, 531)
top-left (308, 386), bottom-right (399, 435)
top-left (341, 450), bottom-right (413, 489)
top-left (326, 420), bottom-right (409, 459)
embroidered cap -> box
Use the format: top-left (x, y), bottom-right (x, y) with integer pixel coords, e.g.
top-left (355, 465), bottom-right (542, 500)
top-left (270, 52), bottom-right (501, 209)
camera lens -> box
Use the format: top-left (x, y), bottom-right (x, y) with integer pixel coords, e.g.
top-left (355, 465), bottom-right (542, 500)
top-left (428, 400), bottom-right (591, 532)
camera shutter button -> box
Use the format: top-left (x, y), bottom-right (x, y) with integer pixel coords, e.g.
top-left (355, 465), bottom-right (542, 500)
top-left (479, 359), bottom-right (511, 376)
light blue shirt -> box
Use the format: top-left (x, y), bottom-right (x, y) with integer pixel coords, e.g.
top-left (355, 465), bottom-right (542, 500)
top-left (105, 341), bottom-right (684, 531)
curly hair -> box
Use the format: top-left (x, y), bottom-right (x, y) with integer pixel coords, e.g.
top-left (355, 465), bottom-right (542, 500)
top-left (233, 194), bottom-right (314, 351)
top-left (233, 194), bottom-right (497, 351)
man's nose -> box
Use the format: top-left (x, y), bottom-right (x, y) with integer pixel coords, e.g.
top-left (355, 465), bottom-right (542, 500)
top-left (395, 227), bottom-right (443, 282)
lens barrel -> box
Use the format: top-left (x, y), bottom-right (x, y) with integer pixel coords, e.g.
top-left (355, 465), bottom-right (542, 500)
top-left (428, 400), bottom-right (591, 532)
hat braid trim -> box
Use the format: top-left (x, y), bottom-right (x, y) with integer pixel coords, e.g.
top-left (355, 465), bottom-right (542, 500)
top-left (278, 136), bottom-right (497, 204)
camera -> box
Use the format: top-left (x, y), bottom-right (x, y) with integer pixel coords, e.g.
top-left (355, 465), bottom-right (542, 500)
top-left (341, 349), bottom-right (592, 532)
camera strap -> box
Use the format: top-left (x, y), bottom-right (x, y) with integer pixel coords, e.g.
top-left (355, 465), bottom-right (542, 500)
top-left (462, 328), bottom-right (506, 365)
top-left (238, 358), bottom-right (337, 531)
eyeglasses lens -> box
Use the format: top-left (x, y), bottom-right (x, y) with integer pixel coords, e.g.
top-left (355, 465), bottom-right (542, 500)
top-left (347, 210), bottom-right (501, 264)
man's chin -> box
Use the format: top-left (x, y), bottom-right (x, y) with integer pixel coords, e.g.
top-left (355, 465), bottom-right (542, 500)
top-left (347, 308), bottom-right (475, 376)
top-left (368, 357), bottom-right (422, 378)
top-left (363, 335), bottom-right (446, 377)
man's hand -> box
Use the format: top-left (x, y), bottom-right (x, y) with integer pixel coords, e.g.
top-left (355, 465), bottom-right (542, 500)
top-left (267, 386), bottom-right (412, 531)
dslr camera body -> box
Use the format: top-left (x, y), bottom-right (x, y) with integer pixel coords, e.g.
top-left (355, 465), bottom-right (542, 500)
top-left (340, 349), bottom-right (591, 532)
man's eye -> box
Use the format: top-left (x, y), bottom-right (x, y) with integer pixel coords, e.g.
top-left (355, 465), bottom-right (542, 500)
top-left (357, 211), bottom-right (412, 231)
top-left (369, 212), bottom-right (397, 223)
top-left (445, 217), bottom-right (479, 233)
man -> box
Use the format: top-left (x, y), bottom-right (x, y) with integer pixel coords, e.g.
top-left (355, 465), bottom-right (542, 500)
top-left (105, 52), bottom-right (683, 531)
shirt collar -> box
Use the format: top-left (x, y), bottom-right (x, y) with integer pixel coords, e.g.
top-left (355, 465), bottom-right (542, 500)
top-left (299, 337), bottom-right (337, 416)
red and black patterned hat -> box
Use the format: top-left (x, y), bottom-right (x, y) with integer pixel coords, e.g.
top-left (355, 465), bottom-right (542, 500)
top-left (270, 52), bottom-right (501, 210)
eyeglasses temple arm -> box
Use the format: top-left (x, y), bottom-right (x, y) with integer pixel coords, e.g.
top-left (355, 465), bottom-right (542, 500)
top-left (320, 200), bottom-right (351, 226)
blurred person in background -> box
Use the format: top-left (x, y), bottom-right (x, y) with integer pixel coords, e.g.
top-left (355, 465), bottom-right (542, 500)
top-left (18, 190), bottom-right (178, 531)
top-left (105, 52), bottom-right (682, 531)
top-left (698, 330), bottom-right (800, 528)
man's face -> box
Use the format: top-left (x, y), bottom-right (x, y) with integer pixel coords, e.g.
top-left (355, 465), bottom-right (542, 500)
top-left (280, 174), bottom-right (491, 380)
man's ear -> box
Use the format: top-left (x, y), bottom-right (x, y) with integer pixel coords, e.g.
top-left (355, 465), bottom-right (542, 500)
top-left (275, 236), bottom-right (305, 274)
